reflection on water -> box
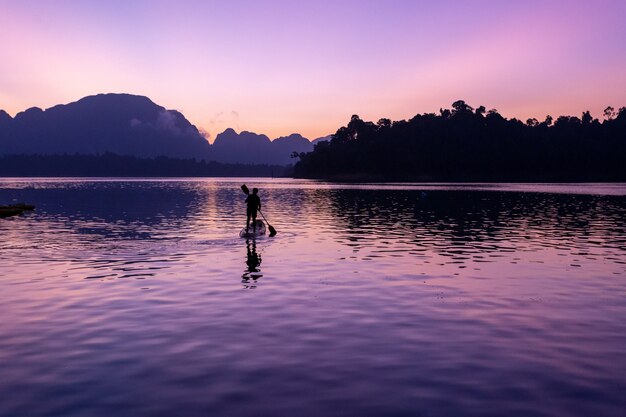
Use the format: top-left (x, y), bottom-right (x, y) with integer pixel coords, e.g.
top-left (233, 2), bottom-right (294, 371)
top-left (0, 179), bottom-right (625, 417)
top-left (242, 238), bottom-right (262, 288)
top-left (325, 188), bottom-right (626, 276)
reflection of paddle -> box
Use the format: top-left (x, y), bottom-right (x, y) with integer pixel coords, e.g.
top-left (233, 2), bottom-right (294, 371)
top-left (241, 184), bottom-right (277, 237)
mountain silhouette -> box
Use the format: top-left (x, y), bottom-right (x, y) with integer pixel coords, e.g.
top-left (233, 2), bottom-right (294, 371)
top-left (211, 129), bottom-right (313, 165)
top-left (212, 128), bottom-right (272, 164)
top-left (0, 110), bottom-right (11, 125)
top-left (0, 94), bottom-right (211, 158)
top-left (0, 94), bottom-right (321, 166)
top-left (312, 135), bottom-right (332, 144)
top-left (267, 133), bottom-right (313, 164)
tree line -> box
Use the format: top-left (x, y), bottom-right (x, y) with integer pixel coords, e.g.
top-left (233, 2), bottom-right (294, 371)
top-left (0, 153), bottom-right (291, 177)
top-left (293, 101), bottom-right (626, 181)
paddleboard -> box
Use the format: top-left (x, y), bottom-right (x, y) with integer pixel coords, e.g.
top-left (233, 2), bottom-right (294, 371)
top-left (239, 220), bottom-right (267, 238)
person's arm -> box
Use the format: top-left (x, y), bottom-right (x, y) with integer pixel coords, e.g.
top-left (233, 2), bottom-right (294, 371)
top-left (258, 197), bottom-right (262, 210)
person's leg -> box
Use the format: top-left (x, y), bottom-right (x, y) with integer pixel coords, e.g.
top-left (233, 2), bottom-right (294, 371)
top-left (246, 210), bottom-right (251, 231)
top-left (252, 211), bottom-right (257, 231)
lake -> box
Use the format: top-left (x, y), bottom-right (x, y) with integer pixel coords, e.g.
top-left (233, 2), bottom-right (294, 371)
top-left (1, 179), bottom-right (625, 417)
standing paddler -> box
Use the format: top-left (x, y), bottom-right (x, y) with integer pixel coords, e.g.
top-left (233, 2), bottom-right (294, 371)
top-left (245, 187), bottom-right (262, 233)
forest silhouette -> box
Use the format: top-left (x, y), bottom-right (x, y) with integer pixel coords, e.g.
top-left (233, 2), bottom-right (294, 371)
top-left (0, 154), bottom-right (290, 177)
top-left (293, 101), bottom-right (626, 181)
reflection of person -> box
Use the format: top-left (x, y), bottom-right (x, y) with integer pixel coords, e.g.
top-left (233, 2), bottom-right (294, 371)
top-left (246, 239), bottom-right (262, 273)
top-left (245, 188), bottom-right (261, 232)
top-left (242, 238), bottom-right (262, 286)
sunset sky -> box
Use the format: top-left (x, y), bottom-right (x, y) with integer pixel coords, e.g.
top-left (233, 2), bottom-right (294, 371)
top-left (1, 0), bottom-right (625, 141)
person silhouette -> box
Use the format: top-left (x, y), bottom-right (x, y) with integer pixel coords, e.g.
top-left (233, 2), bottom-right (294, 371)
top-left (245, 187), bottom-right (262, 232)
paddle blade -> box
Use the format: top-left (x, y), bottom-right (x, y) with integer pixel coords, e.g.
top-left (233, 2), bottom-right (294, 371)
top-left (241, 184), bottom-right (250, 194)
top-left (268, 225), bottom-right (277, 237)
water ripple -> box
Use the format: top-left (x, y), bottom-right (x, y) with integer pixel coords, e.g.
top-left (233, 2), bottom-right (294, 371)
top-left (0, 179), bottom-right (625, 417)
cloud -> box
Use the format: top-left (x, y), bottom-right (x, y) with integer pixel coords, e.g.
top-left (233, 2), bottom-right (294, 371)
top-left (209, 110), bottom-right (241, 133)
top-left (155, 110), bottom-right (181, 134)
top-left (130, 110), bottom-right (195, 137)
top-left (198, 128), bottom-right (211, 141)
top-left (210, 111), bottom-right (224, 125)
top-left (230, 110), bottom-right (240, 130)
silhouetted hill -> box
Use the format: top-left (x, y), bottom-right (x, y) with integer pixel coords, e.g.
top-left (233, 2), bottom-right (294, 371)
top-left (211, 129), bottom-right (313, 165)
top-left (0, 94), bottom-right (211, 158)
top-left (0, 110), bottom-right (11, 125)
top-left (312, 135), bottom-right (332, 145)
top-left (212, 129), bottom-right (272, 164)
top-left (0, 94), bottom-right (321, 167)
top-left (293, 101), bottom-right (626, 181)
top-left (269, 133), bottom-right (313, 165)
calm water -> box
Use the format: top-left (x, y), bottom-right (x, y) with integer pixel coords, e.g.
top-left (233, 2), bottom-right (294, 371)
top-left (1, 179), bottom-right (625, 417)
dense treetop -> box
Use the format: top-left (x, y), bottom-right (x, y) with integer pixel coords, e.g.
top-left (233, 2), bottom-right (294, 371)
top-left (293, 101), bottom-right (626, 181)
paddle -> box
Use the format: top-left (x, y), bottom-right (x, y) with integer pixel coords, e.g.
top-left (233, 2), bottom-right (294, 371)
top-left (241, 184), bottom-right (277, 237)
top-left (258, 210), bottom-right (277, 237)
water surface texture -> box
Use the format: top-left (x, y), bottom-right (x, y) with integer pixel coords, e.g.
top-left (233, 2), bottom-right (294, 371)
top-left (1, 179), bottom-right (625, 417)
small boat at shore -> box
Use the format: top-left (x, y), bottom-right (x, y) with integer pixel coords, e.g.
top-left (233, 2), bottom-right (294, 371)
top-left (0, 203), bottom-right (36, 218)
top-left (239, 220), bottom-right (267, 238)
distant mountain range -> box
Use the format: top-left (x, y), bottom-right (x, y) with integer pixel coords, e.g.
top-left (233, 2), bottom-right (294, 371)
top-left (0, 93), bottom-right (330, 166)
top-left (211, 129), bottom-right (330, 165)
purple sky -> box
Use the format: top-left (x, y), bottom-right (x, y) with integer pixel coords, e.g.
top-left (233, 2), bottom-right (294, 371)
top-left (1, 0), bottom-right (625, 140)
